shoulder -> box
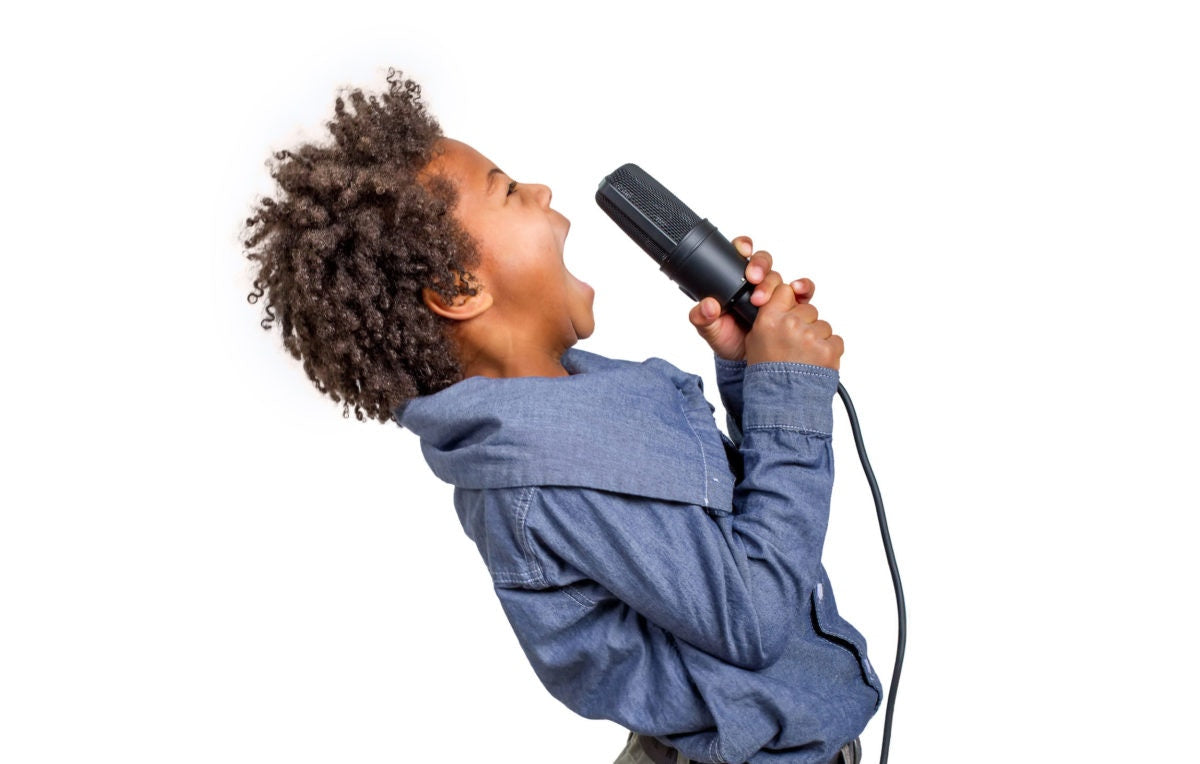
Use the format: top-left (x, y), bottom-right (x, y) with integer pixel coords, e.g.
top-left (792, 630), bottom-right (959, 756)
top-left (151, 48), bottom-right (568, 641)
top-left (562, 346), bottom-right (696, 381)
top-left (456, 484), bottom-right (672, 589)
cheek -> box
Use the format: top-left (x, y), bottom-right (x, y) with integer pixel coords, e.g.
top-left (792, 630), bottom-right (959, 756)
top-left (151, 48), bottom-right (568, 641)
top-left (489, 251), bottom-right (557, 303)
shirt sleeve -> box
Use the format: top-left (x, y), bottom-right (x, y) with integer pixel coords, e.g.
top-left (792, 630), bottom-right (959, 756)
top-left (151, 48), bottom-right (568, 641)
top-left (520, 361), bottom-right (840, 670)
top-left (714, 355), bottom-right (748, 447)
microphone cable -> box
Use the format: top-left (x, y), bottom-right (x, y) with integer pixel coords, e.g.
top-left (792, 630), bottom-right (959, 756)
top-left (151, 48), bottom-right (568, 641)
top-left (836, 381), bottom-right (905, 764)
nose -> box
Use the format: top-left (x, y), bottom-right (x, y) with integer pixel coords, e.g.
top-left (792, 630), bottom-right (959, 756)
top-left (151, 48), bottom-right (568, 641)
top-left (529, 183), bottom-right (552, 208)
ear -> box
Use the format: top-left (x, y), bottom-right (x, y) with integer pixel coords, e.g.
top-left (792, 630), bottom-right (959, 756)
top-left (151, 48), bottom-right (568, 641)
top-left (422, 281), bottom-right (493, 321)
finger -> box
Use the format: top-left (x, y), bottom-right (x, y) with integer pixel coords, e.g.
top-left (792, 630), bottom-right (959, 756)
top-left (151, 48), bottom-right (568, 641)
top-left (781, 300), bottom-right (819, 325)
top-left (751, 270), bottom-right (784, 306)
top-left (688, 297), bottom-right (722, 327)
top-left (763, 280), bottom-right (800, 313)
top-left (744, 251), bottom-right (773, 283)
top-left (732, 235), bottom-right (753, 258)
top-left (790, 278), bottom-right (814, 303)
top-left (810, 319), bottom-right (834, 339)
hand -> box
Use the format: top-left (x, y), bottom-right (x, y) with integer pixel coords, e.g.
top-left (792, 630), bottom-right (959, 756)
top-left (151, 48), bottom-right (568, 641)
top-left (688, 235), bottom-right (814, 362)
top-left (743, 279), bottom-right (843, 370)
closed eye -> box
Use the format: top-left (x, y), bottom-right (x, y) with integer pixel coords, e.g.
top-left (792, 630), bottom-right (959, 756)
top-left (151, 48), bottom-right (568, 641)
top-left (507, 180), bottom-right (518, 196)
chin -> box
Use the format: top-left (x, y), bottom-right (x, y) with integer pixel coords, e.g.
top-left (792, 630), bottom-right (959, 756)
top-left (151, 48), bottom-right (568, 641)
top-left (573, 314), bottom-right (596, 340)
top-left (569, 282), bottom-right (596, 340)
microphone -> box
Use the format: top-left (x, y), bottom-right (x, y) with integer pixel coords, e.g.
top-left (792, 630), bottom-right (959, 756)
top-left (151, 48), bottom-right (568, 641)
top-left (595, 164), bottom-right (759, 329)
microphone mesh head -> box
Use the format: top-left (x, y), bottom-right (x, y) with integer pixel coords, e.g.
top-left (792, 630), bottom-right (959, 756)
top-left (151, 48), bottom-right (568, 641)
top-left (605, 164), bottom-right (701, 246)
top-left (595, 189), bottom-right (663, 258)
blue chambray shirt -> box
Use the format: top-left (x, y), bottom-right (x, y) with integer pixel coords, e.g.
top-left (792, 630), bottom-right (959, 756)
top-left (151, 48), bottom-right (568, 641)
top-left (395, 348), bottom-right (881, 764)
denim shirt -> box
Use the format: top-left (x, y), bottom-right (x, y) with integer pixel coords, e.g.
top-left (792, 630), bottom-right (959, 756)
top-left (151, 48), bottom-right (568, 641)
top-left (395, 348), bottom-right (881, 764)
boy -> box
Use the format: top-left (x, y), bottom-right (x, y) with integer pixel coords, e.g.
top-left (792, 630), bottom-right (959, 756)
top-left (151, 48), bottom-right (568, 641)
top-left (245, 69), bottom-right (880, 764)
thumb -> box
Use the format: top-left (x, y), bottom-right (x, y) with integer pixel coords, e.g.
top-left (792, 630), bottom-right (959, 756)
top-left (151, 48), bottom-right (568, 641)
top-left (689, 297), bottom-right (721, 330)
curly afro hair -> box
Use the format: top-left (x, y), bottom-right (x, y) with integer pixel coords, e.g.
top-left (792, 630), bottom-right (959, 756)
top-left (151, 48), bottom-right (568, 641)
top-left (243, 68), bottom-right (481, 424)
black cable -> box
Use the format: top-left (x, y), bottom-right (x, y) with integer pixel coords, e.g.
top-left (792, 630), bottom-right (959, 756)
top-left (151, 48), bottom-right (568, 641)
top-left (835, 382), bottom-right (905, 764)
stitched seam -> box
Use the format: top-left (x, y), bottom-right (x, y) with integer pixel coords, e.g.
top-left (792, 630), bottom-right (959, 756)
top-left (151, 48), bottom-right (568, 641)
top-left (744, 362), bottom-right (836, 378)
top-left (744, 424), bottom-right (831, 436)
top-left (711, 734), bottom-right (726, 762)
top-left (561, 584), bottom-right (595, 609)
top-left (747, 367), bottom-right (831, 375)
top-left (491, 570), bottom-right (538, 586)
top-left (514, 486), bottom-right (546, 588)
top-left (675, 390), bottom-right (710, 506)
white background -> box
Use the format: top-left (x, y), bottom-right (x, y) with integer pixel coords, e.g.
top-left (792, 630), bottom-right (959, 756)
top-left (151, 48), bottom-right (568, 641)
top-left (3, 1), bottom-right (1197, 761)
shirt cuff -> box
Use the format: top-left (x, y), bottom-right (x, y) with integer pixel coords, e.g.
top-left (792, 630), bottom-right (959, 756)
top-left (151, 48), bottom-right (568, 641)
top-left (714, 355), bottom-right (747, 385)
top-left (741, 362), bottom-right (840, 436)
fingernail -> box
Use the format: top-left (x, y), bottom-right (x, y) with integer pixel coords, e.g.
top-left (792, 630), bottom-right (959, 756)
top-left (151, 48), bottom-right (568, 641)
top-left (737, 240), bottom-right (751, 255)
top-left (748, 266), bottom-right (762, 280)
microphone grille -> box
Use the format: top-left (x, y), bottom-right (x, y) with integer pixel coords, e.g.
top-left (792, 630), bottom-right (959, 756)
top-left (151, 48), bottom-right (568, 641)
top-left (606, 164), bottom-right (701, 246)
top-left (595, 189), bottom-right (663, 259)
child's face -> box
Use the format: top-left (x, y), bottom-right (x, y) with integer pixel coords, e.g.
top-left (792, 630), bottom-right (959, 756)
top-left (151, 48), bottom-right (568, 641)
top-left (424, 138), bottom-right (595, 353)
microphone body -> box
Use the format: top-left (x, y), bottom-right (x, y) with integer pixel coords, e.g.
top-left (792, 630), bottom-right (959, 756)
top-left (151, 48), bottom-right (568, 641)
top-left (596, 164), bottom-right (759, 329)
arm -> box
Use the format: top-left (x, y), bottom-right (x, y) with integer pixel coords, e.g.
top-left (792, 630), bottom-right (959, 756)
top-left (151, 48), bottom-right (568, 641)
top-left (522, 361), bottom-right (839, 670)
top-left (715, 355), bottom-right (747, 447)
top-left (489, 579), bottom-right (716, 732)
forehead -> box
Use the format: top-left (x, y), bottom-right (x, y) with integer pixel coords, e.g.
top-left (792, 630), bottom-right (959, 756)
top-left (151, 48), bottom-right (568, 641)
top-left (428, 138), bottom-right (494, 187)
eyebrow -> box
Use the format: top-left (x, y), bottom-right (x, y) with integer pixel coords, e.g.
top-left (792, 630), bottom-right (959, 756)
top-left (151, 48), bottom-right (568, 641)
top-left (485, 167), bottom-right (505, 195)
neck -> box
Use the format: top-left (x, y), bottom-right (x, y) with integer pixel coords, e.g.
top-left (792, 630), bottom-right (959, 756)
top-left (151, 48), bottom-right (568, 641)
top-left (453, 325), bottom-right (571, 380)
top-left (461, 350), bottom-right (570, 380)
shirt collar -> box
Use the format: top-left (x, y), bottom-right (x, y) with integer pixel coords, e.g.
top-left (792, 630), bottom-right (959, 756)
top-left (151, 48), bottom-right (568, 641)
top-left (395, 347), bottom-right (734, 509)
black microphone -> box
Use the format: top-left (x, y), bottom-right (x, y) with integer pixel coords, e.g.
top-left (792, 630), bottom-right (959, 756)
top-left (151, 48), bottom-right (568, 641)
top-left (595, 164), bottom-right (759, 329)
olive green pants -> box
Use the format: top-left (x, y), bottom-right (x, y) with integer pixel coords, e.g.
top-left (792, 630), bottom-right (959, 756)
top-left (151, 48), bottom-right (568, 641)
top-left (612, 732), bottom-right (683, 764)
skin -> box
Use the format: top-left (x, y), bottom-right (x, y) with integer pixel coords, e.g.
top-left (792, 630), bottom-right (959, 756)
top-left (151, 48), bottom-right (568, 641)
top-left (421, 138), bottom-right (594, 378)
top-left (422, 137), bottom-right (842, 377)
top-left (692, 236), bottom-right (844, 370)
